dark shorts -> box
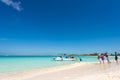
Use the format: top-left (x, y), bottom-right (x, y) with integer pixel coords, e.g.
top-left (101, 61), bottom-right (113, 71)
top-left (115, 57), bottom-right (118, 60)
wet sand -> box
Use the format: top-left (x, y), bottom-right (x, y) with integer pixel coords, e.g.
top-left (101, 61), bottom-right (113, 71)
top-left (0, 62), bottom-right (120, 80)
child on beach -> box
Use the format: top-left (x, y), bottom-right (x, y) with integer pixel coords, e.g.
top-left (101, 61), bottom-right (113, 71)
top-left (97, 54), bottom-right (101, 64)
top-left (101, 54), bottom-right (105, 64)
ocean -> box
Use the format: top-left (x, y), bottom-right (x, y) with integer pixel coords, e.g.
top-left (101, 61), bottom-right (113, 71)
top-left (0, 56), bottom-right (115, 73)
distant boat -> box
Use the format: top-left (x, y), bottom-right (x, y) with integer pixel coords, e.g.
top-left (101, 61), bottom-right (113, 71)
top-left (53, 56), bottom-right (75, 61)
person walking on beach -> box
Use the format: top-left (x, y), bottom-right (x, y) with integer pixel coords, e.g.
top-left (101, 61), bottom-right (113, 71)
top-left (105, 53), bottom-right (111, 64)
top-left (101, 54), bottom-right (105, 64)
top-left (115, 52), bottom-right (118, 63)
top-left (97, 54), bottom-right (101, 64)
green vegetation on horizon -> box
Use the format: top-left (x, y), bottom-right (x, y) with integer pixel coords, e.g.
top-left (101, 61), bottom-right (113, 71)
top-left (58, 52), bottom-right (120, 56)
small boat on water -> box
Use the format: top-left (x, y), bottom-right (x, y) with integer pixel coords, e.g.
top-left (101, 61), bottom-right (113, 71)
top-left (53, 56), bottom-right (75, 61)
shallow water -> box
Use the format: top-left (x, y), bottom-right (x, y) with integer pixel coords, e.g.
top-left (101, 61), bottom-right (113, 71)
top-left (0, 56), bottom-right (116, 73)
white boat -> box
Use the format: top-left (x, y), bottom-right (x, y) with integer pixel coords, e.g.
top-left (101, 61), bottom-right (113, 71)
top-left (53, 56), bottom-right (75, 61)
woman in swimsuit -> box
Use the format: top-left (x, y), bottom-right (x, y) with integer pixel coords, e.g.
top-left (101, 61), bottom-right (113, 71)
top-left (101, 54), bottom-right (105, 64)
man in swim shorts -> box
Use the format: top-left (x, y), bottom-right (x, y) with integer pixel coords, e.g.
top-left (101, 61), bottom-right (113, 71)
top-left (115, 52), bottom-right (118, 63)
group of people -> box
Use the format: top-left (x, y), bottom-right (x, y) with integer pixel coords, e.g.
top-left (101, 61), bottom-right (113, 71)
top-left (97, 52), bottom-right (118, 64)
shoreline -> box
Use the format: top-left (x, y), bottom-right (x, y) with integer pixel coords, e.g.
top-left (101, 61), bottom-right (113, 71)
top-left (0, 62), bottom-right (89, 80)
top-left (0, 61), bottom-right (120, 80)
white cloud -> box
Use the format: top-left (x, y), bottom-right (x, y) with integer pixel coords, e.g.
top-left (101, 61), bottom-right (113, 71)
top-left (1, 0), bottom-right (22, 11)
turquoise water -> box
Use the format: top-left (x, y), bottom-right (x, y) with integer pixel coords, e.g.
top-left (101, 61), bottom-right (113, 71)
top-left (0, 56), bottom-right (115, 73)
top-left (0, 56), bottom-right (75, 73)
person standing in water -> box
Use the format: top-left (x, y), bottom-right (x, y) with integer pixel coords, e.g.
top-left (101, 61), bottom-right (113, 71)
top-left (115, 52), bottom-right (118, 63)
top-left (97, 54), bottom-right (101, 64)
top-left (101, 54), bottom-right (105, 64)
top-left (105, 53), bottom-right (111, 64)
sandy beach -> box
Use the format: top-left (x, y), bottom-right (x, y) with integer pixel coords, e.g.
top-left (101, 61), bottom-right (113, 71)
top-left (0, 61), bottom-right (120, 80)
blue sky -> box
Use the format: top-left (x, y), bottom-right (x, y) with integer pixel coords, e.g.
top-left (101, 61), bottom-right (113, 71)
top-left (0, 0), bottom-right (120, 55)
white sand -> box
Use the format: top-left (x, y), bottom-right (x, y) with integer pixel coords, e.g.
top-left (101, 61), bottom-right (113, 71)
top-left (0, 62), bottom-right (120, 80)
